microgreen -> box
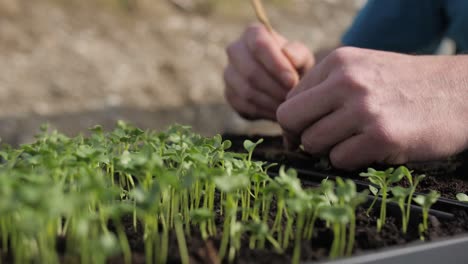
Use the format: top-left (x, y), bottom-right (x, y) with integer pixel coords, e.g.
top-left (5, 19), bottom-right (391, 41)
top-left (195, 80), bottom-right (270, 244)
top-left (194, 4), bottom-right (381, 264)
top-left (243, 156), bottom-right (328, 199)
top-left (456, 193), bottom-right (468, 202)
top-left (360, 167), bottom-right (405, 232)
top-left (395, 167), bottom-right (425, 234)
top-left (390, 186), bottom-right (411, 233)
top-left (0, 122), bottom-right (444, 264)
top-left (414, 191), bottom-right (440, 240)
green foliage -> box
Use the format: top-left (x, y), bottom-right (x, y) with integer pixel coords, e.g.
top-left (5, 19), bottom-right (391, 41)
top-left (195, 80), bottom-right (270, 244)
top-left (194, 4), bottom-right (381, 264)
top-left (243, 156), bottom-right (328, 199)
top-left (0, 122), bottom-right (441, 263)
top-left (414, 190), bottom-right (440, 239)
top-left (360, 167), bottom-right (406, 232)
top-left (388, 168), bottom-right (425, 234)
top-left (456, 193), bottom-right (468, 202)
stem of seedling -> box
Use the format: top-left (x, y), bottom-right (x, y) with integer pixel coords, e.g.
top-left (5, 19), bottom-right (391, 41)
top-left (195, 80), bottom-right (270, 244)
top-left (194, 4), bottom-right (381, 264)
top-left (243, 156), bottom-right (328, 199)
top-left (366, 194), bottom-right (378, 217)
top-left (292, 213), bottom-right (305, 264)
top-left (219, 193), bottom-right (235, 260)
top-left (282, 211), bottom-right (294, 249)
top-left (330, 223), bottom-right (340, 259)
top-left (346, 212), bottom-right (355, 256)
top-left (378, 184), bottom-right (387, 232)
top-left (175, 216), bottom-right (189, 264)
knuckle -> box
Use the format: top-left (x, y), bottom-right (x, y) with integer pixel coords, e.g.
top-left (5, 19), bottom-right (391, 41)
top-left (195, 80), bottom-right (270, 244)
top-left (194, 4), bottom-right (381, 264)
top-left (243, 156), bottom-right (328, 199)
top-left (335, 66), bottom-right (360, 88)
top-left (239, 87), bottom-right (256, 103)
top-left (328, 47), bottom-right (359, 66)
top-left (334, 67), bottom-right (370, 98)
top-left (244, 68), bottom-right (261, 86)
top-left (252, 35), bottom-right (271, 54)
top-left (369, 123), bottom-right (399, 148)
top-left (349, 99), bottom-right (374, 121)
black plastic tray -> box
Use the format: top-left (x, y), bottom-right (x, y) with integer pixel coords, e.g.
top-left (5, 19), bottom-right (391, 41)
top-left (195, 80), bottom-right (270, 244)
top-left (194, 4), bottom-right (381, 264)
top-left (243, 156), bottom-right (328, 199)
top-left (316, 235), bottom-right (468, 264)
top-left (224, 134), bottom-right (468, 263)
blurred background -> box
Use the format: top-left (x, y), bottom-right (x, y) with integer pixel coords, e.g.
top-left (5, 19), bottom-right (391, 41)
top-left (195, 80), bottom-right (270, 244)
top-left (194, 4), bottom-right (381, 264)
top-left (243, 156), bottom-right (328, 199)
top-left (0, 0), bottom-right (363, 145)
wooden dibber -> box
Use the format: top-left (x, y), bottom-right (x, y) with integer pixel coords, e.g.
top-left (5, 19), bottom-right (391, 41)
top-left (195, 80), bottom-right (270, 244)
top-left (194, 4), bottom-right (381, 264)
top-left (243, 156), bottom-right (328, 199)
top-left (250, 0), bottom-right (275, 35)
top-left (249, 0), bottom-right (300, 85)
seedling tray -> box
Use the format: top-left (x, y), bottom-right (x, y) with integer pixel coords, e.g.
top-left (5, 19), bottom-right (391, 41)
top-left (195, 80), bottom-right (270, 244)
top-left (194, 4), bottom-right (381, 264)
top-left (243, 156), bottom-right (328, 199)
top-left (317, 235), bottom-right (468, 264)
top-left (223, 133), bottom-right (468, 263)
top-left (2, 126), bottom-right (466, 264)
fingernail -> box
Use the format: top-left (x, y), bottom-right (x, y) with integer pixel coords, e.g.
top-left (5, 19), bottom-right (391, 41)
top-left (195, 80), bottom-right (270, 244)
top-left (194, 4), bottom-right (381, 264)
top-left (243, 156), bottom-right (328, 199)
top-left (280, 71), bottom-right (297, 88)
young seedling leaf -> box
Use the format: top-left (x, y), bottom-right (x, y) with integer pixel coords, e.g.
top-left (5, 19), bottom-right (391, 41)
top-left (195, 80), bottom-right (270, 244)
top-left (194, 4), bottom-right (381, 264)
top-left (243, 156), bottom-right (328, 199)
top-left (456, 193), bottom-right (468, 202)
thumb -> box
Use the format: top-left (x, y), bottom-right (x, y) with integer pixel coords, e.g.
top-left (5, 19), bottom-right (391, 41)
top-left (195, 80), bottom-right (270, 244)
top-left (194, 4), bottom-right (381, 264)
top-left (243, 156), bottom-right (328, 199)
top-left (282, 42), bottom-right (315, 76)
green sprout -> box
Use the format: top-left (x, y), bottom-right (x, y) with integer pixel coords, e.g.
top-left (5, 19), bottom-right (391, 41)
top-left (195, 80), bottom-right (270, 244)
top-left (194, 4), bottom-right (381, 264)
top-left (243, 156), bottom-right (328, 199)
top-left (398, 167), bottom-right (425, 234)
top-left (414, 191), bottom-right (440, 240)
top-left (319, 205), bottom-right (350, 259)
top-left (390, 186), bottom-right (411, 234)
top-left (0, 122), bottom-right (446, 264)
top-left (456, 193), bottom-right (468, 202)
top-left (360, 167), bottom-right (405, 232)
top-left (318, 178), bottom-right (367, 259)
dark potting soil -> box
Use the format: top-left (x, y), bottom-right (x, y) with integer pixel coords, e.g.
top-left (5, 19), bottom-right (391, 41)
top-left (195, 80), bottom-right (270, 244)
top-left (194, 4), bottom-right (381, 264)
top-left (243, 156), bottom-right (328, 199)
top-left (3, 192), bottom-right (468, 264)
top-left (106, 134), bottom-right (468, 263)
top-left (3, 135), bottom-right (468, 263)
top-left (222, 134), bottom-right (468, 200)
top-left (100, 208), bottom-right (468, 264)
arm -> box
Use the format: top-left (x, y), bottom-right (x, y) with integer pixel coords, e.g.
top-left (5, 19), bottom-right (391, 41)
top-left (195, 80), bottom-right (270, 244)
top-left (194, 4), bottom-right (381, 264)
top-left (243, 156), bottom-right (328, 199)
top-left (342, 0), bottom-right (446, 54)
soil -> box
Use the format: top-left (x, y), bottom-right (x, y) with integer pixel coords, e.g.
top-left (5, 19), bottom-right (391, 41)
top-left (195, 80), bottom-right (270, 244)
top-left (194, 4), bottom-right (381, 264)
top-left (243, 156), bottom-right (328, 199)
top-left (3, 134), bottom-right (468, 263)
top-left (3, 205), bottom-right (466, 263)
top-left (63, 180), bottom-right (465, 264)
top-left (109, 202), bottom-right (468, 263)
top-left (223, 134), bottom-right (468, 200)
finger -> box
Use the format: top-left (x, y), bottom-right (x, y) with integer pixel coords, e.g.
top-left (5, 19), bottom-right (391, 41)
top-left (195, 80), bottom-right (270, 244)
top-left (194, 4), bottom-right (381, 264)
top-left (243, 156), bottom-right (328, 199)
top-left (244, 24), bottom-right (298, 88)
top-left (224, 65), bottom-right (282, 113)
top-left (329, 130), bottom-right (406, 170)
top-left (282, 129), bottom-right (300, 151)
top-left (300, 107), bottom-right (359, 155)
top-left (287, 49), bottom-right (336, 100)
top-left (282, 41), bottom-right (315, 75)
top-left (227, 40), bottom-right (288, 101)
top-left (328, 134), bottom-right (376, 170)
top-left (225, 86), bottom-right (276, 121)
top-left (276, 78), bottom-right (340, 136)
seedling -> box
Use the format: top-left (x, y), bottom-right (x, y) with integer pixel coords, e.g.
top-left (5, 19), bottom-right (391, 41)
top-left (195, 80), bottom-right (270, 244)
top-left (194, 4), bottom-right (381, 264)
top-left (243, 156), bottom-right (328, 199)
top-left (456, 193), bottom-right (468, 202)
top-left (318, 178), bottom-right (367, 259)
top-left (0, 122), bottom-right (447, 264)
top-left (414, 191), bottom-right (440, 240)
top-left (335, 178), bottom-right (368, 256)
top-left (401, 167), bottom-right (425, 233)
top-left (360, 167), bottom-right (405, 232)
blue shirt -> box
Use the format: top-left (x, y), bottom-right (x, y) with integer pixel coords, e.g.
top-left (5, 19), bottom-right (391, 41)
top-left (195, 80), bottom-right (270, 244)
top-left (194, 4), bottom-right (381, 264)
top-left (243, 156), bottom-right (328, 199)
top-left (342, 0), bottom-right (468, 54)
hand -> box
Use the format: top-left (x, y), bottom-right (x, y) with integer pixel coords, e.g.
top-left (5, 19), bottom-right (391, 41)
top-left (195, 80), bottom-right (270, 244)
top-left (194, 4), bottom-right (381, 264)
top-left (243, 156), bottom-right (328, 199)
top-left (224, 23), bottom-right (314, 121)
top-left (277, 47), bottom-right (468, 169)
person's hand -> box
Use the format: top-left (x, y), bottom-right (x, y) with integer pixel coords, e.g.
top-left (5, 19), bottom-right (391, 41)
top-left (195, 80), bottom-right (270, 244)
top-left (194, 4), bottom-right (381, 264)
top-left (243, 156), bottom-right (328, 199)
top-left (224, 23), bottom-right (314, 121)
top-left (277, 47), bottom-right (468, 169)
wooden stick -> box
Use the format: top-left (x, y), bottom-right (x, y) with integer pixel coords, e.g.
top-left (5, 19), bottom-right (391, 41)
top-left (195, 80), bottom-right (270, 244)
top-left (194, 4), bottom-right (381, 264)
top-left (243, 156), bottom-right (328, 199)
top-left (249, 0), bottom-right (300, 85)
top-left (250, 0), bottom-right (275, 34)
